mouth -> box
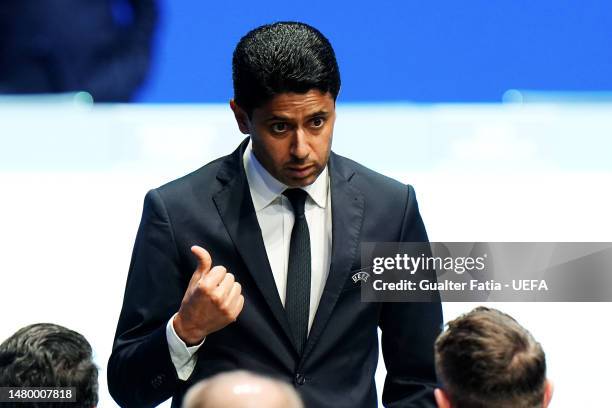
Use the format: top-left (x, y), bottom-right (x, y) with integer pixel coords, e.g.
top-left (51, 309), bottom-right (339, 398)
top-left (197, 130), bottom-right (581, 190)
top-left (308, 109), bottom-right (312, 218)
top-left (285, 165), bottom-right (315, 179)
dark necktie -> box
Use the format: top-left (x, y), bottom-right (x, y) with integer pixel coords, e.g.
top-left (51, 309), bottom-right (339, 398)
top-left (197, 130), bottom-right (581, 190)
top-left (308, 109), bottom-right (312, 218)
top-left (283, 188), bottom-right (311, 355)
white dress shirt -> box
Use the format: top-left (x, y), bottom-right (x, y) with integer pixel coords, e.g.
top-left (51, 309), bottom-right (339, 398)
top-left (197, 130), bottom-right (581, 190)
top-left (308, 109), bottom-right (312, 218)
top-left (166, 140), bottom-right (332, 380)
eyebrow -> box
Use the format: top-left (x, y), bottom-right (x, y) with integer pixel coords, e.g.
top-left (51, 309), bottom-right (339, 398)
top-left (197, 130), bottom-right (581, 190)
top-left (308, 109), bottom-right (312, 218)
top-left (264, 110), bottom-right (330, 122)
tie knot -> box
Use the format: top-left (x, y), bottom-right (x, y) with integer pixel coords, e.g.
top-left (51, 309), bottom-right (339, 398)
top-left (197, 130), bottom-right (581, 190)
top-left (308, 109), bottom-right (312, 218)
top-left (283, 188), bottom-right (308, 217)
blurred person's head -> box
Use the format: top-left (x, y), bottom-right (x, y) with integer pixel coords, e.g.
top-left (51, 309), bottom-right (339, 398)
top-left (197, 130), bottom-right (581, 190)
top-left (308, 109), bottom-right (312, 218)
top-left (230, 22), bottom-right (341, 187)
top-left (182, 370), bottom-right (303, 408)
top-left (434, 307), bottom-right (553, 408)
top-left (0, 323), bottom-right (98, 408)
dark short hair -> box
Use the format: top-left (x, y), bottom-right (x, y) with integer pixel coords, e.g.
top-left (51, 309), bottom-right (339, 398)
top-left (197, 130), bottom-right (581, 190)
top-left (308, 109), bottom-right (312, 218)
top-left (232, 21), bottom-right (341, 116)
top-left (0, 323), bottom-right (98, 408)
top-left (435, 307), bottom-right (546, 408)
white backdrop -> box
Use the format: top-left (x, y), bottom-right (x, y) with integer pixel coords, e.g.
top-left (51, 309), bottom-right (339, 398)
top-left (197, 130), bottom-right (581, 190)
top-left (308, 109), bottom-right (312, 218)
top-left (1, 101), bottom-right (611, 407)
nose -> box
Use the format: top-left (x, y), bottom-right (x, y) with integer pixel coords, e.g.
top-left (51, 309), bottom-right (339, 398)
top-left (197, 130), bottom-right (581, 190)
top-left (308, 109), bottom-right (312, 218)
top-left (290, 128), bottom-right (310, 161)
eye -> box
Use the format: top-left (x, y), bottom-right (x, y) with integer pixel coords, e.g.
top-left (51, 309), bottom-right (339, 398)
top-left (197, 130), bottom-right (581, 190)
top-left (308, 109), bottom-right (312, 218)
top-left (311, 117), bottom-right (325, 128)
top-left (270, 122), bottom-right (288, 133)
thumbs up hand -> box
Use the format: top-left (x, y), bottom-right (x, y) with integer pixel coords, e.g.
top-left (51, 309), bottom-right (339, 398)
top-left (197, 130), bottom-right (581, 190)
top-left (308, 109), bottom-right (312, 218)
top-left (173, 246), bottom-right (244, 346)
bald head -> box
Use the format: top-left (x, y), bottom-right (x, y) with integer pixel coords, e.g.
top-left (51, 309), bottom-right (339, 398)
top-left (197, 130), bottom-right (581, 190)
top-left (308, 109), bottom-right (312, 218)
top-left (182, 371), bottom-right (304, 408)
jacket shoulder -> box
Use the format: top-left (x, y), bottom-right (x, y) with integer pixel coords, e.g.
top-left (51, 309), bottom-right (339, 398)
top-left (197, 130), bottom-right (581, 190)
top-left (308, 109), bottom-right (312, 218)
top-left (152, 154), bottom-right (230, 206)
top-left (331, 152), bottom-right (413, 198)
top-left (157, 156), bottom-right (229, 195)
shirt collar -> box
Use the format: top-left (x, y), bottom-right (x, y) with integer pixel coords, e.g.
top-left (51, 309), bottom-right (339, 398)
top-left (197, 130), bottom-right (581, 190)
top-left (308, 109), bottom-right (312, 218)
top-left (243, 139), bottom-right (329, 211)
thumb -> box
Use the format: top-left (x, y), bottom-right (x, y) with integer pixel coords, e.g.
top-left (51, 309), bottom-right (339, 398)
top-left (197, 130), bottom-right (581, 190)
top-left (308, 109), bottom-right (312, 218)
top-left (190, 245), bottom-right (212, 278)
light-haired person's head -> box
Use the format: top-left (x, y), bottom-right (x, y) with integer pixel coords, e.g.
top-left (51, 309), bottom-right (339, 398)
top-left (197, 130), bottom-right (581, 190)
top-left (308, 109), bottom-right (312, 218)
top-left (182, 370), bottom-right (304, 408)
top-left (0, 323), bottom-right (98, 408)
top-left (434, 307), bottom-right (553, 408)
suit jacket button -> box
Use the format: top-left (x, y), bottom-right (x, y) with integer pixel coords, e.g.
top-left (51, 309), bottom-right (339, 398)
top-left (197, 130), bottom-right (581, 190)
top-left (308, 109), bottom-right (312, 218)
top-left (294, 373), bottom-right (306, 386)
top-left (151, 374), bottom-right (165, 389)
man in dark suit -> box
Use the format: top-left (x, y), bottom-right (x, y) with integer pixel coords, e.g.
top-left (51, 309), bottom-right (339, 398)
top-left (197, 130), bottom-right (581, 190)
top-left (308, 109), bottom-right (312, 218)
top-left (108, 22), bottom-right (442, 407)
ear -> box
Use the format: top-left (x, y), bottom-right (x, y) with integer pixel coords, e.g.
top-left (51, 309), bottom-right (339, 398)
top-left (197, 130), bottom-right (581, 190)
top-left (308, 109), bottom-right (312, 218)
top-left (434, 388), bottom-right (452, 408)
top-left (543, 379), bottom-right (554, 408)
top-left (229, 99), bottom-right (251, 135)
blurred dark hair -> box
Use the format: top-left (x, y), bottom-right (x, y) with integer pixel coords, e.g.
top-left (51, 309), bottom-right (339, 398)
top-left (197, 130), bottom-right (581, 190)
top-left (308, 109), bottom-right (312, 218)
top-left (435, 307), bottom-right (546, 408)
top-left (232, 21), bottom-right (341, 116)
top-left (0, 323), bottom-right (98, 408)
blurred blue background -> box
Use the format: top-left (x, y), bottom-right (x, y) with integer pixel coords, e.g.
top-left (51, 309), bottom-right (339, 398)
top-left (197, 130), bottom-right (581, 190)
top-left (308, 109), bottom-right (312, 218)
top-left (137, 0), bottom-right (612, 103)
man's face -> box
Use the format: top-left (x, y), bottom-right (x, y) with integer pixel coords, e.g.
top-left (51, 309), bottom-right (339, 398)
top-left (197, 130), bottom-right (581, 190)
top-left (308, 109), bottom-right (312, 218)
top-left (232, 90), bottom-right (336, 187)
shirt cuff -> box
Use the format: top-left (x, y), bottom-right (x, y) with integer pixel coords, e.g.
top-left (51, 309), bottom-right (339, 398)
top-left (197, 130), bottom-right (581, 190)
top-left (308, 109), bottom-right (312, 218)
top-left (166, 313), bottom-right (205, 381)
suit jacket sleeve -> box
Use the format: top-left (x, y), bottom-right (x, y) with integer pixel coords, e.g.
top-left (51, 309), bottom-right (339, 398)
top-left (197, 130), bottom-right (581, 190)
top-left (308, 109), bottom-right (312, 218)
top-left (379, 185), bottom-right (443, 408)
top-left (107, 189), bottom-right (186, 407)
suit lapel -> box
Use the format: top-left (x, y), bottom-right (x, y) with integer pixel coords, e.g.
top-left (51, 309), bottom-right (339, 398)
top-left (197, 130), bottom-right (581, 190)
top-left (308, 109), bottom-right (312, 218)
top-left (301, 153), bottom-right (365, 361)
top-left (212, 139), bottom-right (296, 352)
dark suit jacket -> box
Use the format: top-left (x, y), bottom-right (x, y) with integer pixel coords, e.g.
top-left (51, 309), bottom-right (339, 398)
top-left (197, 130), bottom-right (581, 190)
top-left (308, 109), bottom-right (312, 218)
top-left (108, 138), bottom-right (442, 407)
